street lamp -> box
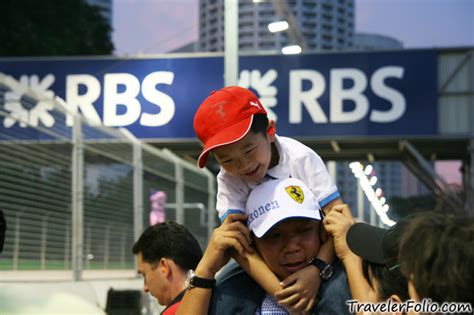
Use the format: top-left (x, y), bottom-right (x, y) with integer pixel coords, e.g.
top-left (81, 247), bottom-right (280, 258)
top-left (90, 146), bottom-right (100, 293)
top-left (282, 44), bottom-right (302, 55)
top-left (268, 21), bottom-right (289, 33)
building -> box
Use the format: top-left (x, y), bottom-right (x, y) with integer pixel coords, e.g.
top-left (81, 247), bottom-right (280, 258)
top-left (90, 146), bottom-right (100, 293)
top-left (197, 0), bottom-right (426, 225)
top-left (352, 33), bottom-right (403, 51)
top-left (86, 0), bottom-right (113, 26)
top-left (198, 0), bottom-right (355, 52)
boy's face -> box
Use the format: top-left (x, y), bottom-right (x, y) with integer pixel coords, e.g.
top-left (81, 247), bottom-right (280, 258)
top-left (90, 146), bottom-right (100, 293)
top-left (213, 130), bottom-right (275, 182)
top-left (253, 218), bottom-right (321, 279)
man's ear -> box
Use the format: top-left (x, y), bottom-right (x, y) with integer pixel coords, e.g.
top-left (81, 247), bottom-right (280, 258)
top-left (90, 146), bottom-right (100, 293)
top-left (389, 294), bottom-right (402, 303)
top-left (267, 119), bottom-right (276, 142)
top-left (388, 295), bottom-right (403, 315)
top-left (159, 257), bottom-right (171, 276)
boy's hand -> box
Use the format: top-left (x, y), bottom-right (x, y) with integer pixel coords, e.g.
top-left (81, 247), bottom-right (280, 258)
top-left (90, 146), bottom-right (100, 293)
top-left (197, 213), bottom-right (253, 278)
top-left (274, 265), bottom-right (320, 314)
top-left (323, 204), bottom-right (355, 261)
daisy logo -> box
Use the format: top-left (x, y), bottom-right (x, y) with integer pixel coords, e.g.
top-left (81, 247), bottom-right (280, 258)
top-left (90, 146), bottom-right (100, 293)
top-left (3, 74), bottom-right (56, 128)
top-left (238, 69), bottom-right (278, 122)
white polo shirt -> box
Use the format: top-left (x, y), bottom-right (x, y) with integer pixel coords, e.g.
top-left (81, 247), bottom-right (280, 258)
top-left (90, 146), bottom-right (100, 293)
top-left (216, 135), bottom-right (340, 221)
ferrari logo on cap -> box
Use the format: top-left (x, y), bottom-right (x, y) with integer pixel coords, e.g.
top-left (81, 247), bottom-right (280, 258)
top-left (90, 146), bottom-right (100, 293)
top-left (285, 186), bottom-right (304, 204)
top-left (212, 101), bottom-right (227, 118)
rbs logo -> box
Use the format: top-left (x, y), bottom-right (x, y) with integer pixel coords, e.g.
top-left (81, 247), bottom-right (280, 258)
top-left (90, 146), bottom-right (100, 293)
top-left (65, 72), bottom-right (174, 127)
top-left (289, 66), bottom-right (406, 124)
top-left (61, 67), bottom-right (406, 128)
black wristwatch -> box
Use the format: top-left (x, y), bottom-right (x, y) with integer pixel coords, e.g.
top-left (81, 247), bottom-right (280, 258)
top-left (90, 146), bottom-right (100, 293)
top-left (309, 258), bottom-right (334, 281)
top-left (186, 270), bottom-right (216, 290)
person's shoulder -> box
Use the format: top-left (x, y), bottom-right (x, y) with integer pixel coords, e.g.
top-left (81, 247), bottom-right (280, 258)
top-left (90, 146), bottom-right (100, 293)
top-left (277, 135), bottom-right (315, 155)
top-left (215, 260), bottom-right (255, 289)
top-left (277, 136), bottom-right (319, 165)
top-left (215, 260), bottom-right (263, 299)
top-left (161, 302), bottom-right (180, 315)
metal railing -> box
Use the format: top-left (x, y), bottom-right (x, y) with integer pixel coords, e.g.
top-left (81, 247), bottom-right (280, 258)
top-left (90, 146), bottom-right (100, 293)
top-left (0, 73), bottom-right (216, 280)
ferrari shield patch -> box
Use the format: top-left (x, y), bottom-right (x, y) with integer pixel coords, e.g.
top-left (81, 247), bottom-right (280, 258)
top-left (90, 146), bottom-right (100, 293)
top-left (285, 186), bottom-right (304, 204)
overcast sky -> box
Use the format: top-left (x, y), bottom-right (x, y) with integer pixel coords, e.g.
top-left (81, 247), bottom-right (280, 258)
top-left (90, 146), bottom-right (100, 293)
top-left (113, 0), bottom-right (474, 55)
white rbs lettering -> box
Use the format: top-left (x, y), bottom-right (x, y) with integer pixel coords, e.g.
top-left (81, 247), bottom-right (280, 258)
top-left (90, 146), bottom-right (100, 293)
top-left (104, 73), bottom-right (141, 126)
top-left (330, 68), bottom-right (369, 123)
top-left (289, 70), bottom-right (327, 123)
top-left (140, 71), bottom-right (175, 127)
top-left (65, 74), bottom-right (102, 126)
top-left (65, 71), bottom-right (175, 127)
top-left (289, 66), bottom-right (406, 124)
top-left (370, 66), bottom-right (406, 122)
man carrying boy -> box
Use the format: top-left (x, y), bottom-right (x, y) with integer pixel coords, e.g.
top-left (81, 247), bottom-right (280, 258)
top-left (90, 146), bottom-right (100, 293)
top-left (193, 86), bottom-right (345, 310)
top-left (176, 178), bottom-right (351, 315)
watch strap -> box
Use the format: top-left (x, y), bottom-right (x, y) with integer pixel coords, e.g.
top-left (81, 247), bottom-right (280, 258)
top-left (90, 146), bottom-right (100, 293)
top-left (309, 257), bottom-right (333, 280)
top-left (187, 270), bottom-right (216, 289)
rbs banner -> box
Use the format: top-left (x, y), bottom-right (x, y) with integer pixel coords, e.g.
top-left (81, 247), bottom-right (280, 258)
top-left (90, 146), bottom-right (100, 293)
top-left (0, 50), bottom-right (437, 139)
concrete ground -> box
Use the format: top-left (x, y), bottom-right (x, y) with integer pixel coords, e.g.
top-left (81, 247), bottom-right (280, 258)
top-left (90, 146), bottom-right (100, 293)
top-left (0, 270), bottom-right (163, 314)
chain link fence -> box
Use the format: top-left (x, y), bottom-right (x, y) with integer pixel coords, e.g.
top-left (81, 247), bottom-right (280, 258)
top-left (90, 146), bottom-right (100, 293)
top-left (0, 73), bottom-right (215, 280)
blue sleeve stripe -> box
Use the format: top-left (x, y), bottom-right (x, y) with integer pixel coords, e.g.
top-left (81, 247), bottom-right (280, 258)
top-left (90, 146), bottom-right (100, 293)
top-left (219, 209), bottom-right (245, 222)
top-left (320, 191), bottom-right (341, 208)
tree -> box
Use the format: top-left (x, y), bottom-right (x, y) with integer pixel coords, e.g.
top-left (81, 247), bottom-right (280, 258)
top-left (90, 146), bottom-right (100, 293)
top-left (0, 0), bottom-right (114, 56)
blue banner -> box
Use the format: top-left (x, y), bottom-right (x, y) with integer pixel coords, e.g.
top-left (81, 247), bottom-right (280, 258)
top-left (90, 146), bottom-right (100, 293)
top-left (0, 50), bottom-right (437, 139)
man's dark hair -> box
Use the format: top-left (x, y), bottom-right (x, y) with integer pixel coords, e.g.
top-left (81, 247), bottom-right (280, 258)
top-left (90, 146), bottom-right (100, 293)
top-left (132, 221), bottom-right (203, 271)
top-left (250, 114), bottom-right (269, 135)
top-left (399, 212), bottom-right (474, 304)
top-left (362, 260), bottom-right (409, 301)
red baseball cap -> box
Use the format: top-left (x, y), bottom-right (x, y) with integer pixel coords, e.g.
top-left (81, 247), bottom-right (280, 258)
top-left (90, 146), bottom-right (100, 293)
top-left (194, 86), bottom-right (267, 168)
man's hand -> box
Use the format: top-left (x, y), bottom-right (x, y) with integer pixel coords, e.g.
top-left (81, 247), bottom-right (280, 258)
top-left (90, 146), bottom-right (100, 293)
top-left (274, 265), bottom-right (320, 314)
top-left (322, 204), bottom-right (356, 262)
top-left (196, 213), bottom-right (253, 278)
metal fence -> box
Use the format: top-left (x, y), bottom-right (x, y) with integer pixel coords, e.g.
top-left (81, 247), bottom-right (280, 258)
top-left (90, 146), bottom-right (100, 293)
top-left (0, 73), bottom-right (216, 280)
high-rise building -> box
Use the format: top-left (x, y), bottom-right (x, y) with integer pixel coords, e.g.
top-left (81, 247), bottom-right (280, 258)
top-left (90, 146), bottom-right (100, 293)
top-left (352, 33), bottom-right (403, 51)
top-left (198, 0), bottom-right (355, 52)
top-left (197, 0), bottom-right (421, 225)
top-left (86, 0), bottom-right (113, 26)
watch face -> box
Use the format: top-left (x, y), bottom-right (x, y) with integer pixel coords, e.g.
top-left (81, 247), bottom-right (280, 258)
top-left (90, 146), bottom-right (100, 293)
top-left (321, 265), bottom-right (334, 280)
top-left (185, 269), bottom-right (194, 288)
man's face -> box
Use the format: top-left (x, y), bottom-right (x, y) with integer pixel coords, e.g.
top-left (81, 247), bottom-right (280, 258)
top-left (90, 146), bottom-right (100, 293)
top-left (213, 130), bottom-right (274, 182)
top-left (253, 218), bottom-right (321, 279)
top-left (136, 253), bottom-right (171, 306)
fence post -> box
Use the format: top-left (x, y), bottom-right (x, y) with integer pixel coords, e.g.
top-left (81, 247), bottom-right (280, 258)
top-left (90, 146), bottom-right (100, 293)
top-left (175, 162), bottom-right (184, 224)
top-left (204, 169), bottom-right (216, 241)
top-left (12, 210), bottom-right (23, 271)
top-left (133, 142), bottom-right (143, 271)
top-left (162, 149), bottom-right (185, 224)
top-left (40, 213), bottom-right (50, 270)
top-left (71, 114), bottom-right (84, 281)
top-left (104, 224), bottom-right (111, 269)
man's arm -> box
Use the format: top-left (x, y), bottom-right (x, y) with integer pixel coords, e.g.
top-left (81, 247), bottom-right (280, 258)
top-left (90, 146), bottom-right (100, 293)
top-left (317, 197), bottom-right (343, 264)
top-left (232, 249), bottom-right (282, 295)
top-left (323, 205), bottom-right (373, 305)
top-left (176, 213), bottom-right (253, 315)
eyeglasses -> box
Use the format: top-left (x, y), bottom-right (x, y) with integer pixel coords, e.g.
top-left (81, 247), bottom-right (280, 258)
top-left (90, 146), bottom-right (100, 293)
top-left (388, 263), bottom-right (400, 272)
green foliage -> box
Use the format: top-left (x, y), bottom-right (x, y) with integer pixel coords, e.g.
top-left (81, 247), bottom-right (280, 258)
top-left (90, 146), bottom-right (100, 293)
top-left (0, 0), bottom-right (114, 56)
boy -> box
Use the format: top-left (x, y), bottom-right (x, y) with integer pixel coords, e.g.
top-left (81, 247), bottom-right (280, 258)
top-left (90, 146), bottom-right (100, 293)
top-left (193, 86), bottom-right (344, 310)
